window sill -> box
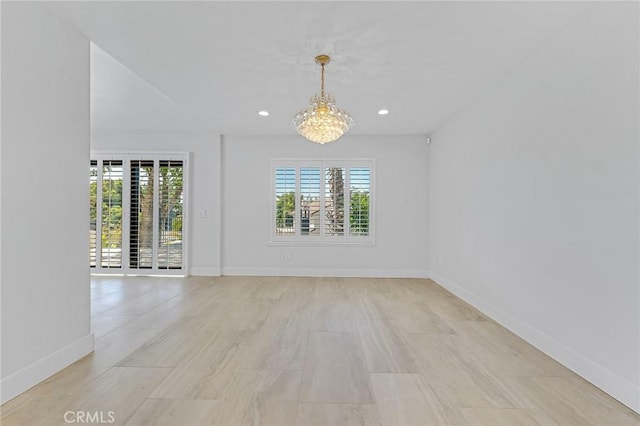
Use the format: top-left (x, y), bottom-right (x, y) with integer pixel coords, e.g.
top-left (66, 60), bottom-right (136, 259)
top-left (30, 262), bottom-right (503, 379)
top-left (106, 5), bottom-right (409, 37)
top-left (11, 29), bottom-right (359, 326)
top-left (267, 240), bottom-right (375, 247)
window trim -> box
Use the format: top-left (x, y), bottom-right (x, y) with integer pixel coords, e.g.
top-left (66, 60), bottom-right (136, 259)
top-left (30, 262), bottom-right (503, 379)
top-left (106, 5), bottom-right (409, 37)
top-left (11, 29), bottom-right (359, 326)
top-left (270, 158), bottom-right (375, 246)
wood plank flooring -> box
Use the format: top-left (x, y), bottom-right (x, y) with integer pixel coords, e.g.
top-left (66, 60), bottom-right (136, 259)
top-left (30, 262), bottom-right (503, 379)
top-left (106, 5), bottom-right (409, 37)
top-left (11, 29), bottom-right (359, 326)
top-left (1, 276), bottom-right (638, 425)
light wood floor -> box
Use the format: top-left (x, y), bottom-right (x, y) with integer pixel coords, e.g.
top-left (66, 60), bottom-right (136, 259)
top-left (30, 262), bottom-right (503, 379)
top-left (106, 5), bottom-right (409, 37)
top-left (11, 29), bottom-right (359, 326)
top-left (2, 276), bottom-right (638, 425)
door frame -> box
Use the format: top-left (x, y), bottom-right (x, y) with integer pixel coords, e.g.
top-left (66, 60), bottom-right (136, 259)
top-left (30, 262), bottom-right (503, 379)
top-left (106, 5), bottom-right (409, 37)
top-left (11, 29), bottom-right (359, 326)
top-left (90, 151), bottom-right (190, 276)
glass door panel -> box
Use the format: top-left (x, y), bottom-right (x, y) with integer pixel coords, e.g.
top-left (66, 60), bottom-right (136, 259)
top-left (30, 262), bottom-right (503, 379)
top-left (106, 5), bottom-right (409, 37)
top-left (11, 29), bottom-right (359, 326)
top-left (100, 160), bottom-right (123, 268)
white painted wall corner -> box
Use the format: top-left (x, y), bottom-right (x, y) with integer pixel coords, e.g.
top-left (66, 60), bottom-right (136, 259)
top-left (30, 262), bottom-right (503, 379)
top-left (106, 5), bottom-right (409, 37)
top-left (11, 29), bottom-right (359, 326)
top-left (0, 334), bottom-right (95, 405)
top-left (430, 273), bottom-right (640, 414)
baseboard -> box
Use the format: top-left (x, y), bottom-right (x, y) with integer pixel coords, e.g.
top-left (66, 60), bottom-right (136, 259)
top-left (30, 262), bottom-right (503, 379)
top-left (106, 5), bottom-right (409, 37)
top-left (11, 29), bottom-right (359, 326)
top-left (221, 267), bottom-right (429, 279)
top-left (429, 272), bottom-right (640, 414)
top-left (189, 267), bottom-right (221, 276)
top-left (0, 333), bottom-right (95, 404)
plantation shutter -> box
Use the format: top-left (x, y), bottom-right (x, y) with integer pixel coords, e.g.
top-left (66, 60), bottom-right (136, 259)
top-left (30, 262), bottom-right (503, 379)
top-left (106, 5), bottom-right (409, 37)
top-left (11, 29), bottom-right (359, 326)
top-left (272, 159), bottom-right (374, 244)
top-left (349, 167), bottom-right (371, 236)
top-left (157, 160), bottom-right (184, 269)
top-left (130, 160), bottom-right (154, 269)
top-left (101, 160), bottom-right (123, 269)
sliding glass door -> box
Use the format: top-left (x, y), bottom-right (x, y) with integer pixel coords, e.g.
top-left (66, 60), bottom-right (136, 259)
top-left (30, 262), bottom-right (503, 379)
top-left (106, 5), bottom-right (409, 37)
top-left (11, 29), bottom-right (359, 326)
top-left (90, 154), bottom-right (188, 275)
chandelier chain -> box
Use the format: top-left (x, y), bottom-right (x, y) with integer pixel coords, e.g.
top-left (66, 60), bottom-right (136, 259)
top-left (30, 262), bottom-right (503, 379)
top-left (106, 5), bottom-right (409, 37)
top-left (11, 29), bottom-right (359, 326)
top-left (321, 63), bottom-right (325, 97)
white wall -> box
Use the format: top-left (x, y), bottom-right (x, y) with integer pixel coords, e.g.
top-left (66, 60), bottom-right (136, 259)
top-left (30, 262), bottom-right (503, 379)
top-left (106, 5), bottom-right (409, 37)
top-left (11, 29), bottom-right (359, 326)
top-left (222, 135), bottom-right (428, 277)
top-left (91, 131), bottom-right (221, 276)
top-left (1, 2), bottom-right (93, 403)
top-left (428, 3), bottom-right (639, 412)
top-left (92, 132), bottom-right (428, 278)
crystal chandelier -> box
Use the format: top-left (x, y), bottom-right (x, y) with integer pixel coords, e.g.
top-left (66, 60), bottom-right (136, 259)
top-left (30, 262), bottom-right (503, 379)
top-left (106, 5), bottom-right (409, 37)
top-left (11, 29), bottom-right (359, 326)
top-left (293, 55), bottom-right (354, 144)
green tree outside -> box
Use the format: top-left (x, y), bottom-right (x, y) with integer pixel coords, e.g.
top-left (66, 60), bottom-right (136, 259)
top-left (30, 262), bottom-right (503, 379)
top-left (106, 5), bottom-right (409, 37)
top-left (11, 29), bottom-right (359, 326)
top-left (276, 191), bottom-right (295, 228)
top-left (350, 191), bottom-right (370, 235)
top-left (100, 178), bottom-right (123, 248)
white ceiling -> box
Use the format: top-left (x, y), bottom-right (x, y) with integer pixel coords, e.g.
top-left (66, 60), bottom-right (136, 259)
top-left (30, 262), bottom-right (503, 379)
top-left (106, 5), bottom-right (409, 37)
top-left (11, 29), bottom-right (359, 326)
top-left (43, 1), bottom-right (592, 137)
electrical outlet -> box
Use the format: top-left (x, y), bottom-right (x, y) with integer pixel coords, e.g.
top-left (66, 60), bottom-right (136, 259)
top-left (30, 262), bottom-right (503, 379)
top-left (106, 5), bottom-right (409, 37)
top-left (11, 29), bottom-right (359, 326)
top-left (438, 256), bottom-right (444, 267)
top-left (284, 251), bottom-right (290, 260)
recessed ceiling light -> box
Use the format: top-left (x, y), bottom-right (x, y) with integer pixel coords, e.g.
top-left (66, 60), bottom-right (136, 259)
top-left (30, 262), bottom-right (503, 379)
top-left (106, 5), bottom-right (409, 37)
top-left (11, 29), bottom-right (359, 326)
top-left (378, 109), bottom-right (390, 115)
top-left (258, 110), bottom-right (270, 116)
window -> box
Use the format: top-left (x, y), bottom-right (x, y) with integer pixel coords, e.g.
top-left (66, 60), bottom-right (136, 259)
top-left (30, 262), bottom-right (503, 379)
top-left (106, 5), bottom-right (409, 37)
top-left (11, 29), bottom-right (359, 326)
top-left (90, 153), bottom-right (188, 275)
top-left (272, 159), bottom-right (374, 244)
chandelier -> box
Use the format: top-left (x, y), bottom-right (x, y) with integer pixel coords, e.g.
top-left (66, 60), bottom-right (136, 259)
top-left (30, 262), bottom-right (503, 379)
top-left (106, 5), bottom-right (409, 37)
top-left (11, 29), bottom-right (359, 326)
top-left (293, 55), bottom-right (354, 144)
